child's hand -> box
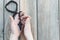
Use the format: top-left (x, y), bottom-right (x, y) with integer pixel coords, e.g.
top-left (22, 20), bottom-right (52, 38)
top-left (20, 13), bottom-right (33, 40)
top-left (9, 14), bottom-right (20, 37)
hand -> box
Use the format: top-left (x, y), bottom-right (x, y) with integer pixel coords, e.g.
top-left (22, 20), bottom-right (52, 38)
top-left (20, 13), bottom-right (33, 40)
top-left (9, 14), bottom-right (20, 37)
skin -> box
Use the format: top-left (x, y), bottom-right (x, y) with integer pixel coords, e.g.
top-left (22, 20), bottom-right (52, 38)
top-left (9, 12), bottom-right (33, 40)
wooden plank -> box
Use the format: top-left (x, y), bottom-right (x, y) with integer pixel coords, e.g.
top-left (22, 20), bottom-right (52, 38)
top-left (13, 0), bottom-right (20, 12)
top-left (4, 0), bottom-right (21, 40)
top-left (58, 0), bottom-right (60, 39)
top-left (49, 0), bottom-right (59, 40)
top-left (20, 0), bottom-right (37, 40)
top-left (0, 0), bottom-right (3, 40)
top-left (38, 0), bottom-right (59, 40)
top-left (4, 0), bottom-right (13, 40)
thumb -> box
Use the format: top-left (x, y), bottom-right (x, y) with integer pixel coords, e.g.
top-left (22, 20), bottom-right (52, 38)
top-left (9, 16), bottom-right (14, 21)
top-left (26, 16), bottom-right (31, 23)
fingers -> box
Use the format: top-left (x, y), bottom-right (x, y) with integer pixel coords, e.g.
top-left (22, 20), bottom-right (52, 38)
top-left (25, 16), bottom-right (31, 23)
top-left (9, 16), bottom-right (14, 21)
top-left (20, 15), bottom-right (31, 25)
top-left (14, 14), bottom-right (20, 24)
top-left (15, 14), bottom-right (18, 20)
top-left (20, 12), bottom-right (25, 16)
top-left (20, 12), bottom-right (31, 25)
top-left (21, 16), bottom-right (31, 22)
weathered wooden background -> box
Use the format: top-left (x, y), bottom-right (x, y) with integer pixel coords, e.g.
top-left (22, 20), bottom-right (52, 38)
top-left (0, 0), bottom-right (59, 40)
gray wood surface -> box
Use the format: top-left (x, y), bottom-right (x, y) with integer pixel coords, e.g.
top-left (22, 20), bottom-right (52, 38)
top-left (58, 0), bottom-right (60, 39)
top-left (0, 0), bottom-right (3, 40)
top-left (0, 0), bottom-right (59, 40)
top-left (38, 0), bottom-right (59, 40)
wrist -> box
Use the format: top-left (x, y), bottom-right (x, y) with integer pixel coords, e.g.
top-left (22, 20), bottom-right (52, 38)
top-left (27, 36), bottom-right (33, 40)
top-left (25, 32), bottom-right (33, 40)
top-left (11, 32), bottom-right (19, 37)
top-left (10, 33), bottom-right (19, 40)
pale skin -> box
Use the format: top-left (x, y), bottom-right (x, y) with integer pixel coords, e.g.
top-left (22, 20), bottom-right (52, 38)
top-left (9, 12), bottom-right (33, 40)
